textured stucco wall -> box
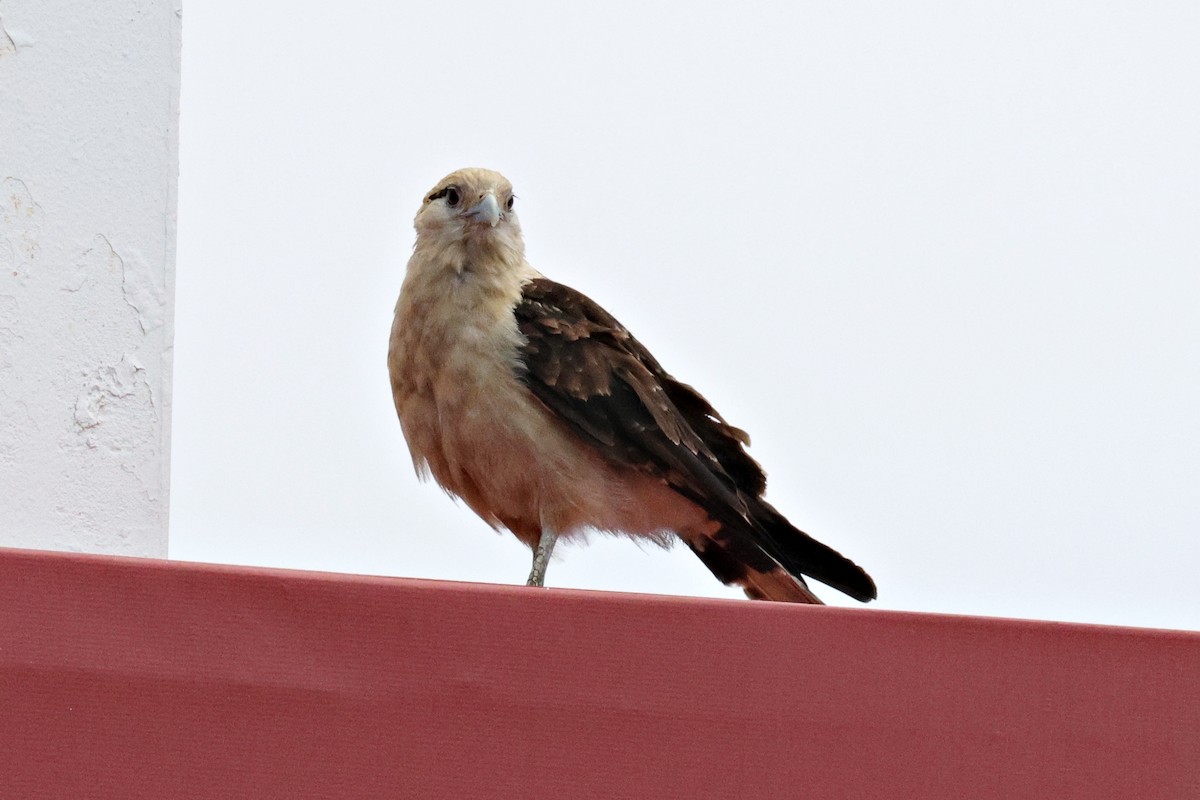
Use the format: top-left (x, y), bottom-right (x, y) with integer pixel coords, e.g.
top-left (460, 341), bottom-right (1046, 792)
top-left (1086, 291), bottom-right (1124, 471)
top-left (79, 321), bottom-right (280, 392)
top-left (0, 0), bottom-right (180, 555)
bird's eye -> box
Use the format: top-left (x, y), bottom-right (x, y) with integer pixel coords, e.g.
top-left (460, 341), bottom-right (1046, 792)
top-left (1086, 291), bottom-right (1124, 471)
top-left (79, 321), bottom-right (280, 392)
top-left (426, 185), bottom-right (462, 206)
top-left (505, 195), bottom-right (515, 211)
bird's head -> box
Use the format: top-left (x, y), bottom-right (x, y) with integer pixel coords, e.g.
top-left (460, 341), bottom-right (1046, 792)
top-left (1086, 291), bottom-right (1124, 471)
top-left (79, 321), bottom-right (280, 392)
top-left (413, 168), bottom-right (524, 266)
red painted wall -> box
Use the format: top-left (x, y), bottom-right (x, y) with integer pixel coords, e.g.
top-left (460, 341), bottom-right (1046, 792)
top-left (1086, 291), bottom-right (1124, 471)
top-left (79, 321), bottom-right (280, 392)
top-left (1, 547), bottom-right (1197, 798)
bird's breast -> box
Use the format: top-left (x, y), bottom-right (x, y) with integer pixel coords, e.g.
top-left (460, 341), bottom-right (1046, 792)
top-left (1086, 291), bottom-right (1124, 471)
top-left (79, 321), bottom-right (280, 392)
top-left (388, 264), bottom-right (554, 533)
top-left (387, 259), bottom-right (710, 546)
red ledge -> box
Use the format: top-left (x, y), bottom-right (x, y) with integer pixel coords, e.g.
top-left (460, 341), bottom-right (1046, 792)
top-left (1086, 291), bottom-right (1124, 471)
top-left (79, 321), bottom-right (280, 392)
top-left (1, 546), bottom-right (1198, 799)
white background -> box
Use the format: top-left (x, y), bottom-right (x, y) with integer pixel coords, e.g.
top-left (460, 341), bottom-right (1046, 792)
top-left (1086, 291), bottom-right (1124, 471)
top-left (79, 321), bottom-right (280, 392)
top-left (171, 2), bottom-right (1200, 632)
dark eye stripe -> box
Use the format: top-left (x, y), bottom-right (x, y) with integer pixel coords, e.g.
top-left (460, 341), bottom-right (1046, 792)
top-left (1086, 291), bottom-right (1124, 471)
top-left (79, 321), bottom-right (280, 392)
top-left (427, 186), bottom-right (455, 203)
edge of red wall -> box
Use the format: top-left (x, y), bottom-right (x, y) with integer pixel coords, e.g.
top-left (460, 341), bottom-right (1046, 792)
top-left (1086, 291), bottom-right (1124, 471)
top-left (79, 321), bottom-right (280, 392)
top-left (2, 546), bottom-right (1197, 799)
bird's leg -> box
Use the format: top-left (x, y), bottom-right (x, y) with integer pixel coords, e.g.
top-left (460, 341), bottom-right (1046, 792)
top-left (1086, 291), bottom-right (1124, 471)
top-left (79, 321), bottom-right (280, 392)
top-left (526, 526), bottom-right (558, 587)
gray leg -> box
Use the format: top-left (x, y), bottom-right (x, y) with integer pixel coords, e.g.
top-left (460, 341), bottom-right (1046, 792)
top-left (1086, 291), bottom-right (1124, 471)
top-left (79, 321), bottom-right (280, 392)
top-left (526, 526), bottom-right (558, 587)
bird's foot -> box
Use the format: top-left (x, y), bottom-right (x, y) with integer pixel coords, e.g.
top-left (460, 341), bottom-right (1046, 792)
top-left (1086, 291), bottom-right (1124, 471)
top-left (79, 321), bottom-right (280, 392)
top-left (525, 526), bottom-right (557, 587)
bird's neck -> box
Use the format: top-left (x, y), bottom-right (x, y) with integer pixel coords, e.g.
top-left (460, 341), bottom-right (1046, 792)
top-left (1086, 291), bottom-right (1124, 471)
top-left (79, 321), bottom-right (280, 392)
top-left (397, 234), bottom-right (539, 365)
top-left (409, 235), bottom-right (534, 299)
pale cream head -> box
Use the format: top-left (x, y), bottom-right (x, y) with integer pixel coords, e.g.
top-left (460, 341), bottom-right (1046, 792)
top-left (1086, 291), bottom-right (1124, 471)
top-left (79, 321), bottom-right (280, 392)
top-left (413, 168), bottom-right (523, 258)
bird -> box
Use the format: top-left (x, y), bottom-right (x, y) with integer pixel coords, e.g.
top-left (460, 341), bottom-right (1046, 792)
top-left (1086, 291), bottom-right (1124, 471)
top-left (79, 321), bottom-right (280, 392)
top-left (388, 168), bottom-right (876, 604)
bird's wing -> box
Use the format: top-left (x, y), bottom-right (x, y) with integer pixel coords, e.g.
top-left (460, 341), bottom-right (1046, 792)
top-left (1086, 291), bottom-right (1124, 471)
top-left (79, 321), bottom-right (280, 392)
top-left (515, 277), bottom-right (751, 515)
top-left (513, 278), bottom-right (877, 602)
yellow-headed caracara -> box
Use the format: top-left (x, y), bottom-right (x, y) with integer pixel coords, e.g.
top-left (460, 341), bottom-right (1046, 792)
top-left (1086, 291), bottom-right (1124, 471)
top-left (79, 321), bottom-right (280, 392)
top-left (388, 168), bottom-right (876, 604)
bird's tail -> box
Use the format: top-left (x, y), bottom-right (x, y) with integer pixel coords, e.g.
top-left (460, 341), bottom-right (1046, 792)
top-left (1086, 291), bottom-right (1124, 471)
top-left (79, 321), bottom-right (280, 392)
top-left (684, 500), bottom-right (876, 604)
top-left (747, 498), bottom-right (877, 602)
top-left (740, 564), bottom-right (826, 604)
top-left (683, 526), bottom-right (824, 604)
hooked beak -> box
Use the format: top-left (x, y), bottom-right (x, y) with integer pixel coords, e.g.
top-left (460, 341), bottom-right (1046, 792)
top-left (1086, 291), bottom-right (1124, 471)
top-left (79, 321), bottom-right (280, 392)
top-left (464, 193), bottom-right (502, 227)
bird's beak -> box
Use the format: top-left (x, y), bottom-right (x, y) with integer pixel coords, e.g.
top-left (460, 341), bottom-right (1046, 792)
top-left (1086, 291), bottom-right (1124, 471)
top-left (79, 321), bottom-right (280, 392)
top-left (464, 193), bottom-right (502, 227)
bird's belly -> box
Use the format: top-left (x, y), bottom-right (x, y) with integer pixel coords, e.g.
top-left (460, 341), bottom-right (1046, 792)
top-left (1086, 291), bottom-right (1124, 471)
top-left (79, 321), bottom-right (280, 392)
top-left (397, 355), bottom-right (706, 548)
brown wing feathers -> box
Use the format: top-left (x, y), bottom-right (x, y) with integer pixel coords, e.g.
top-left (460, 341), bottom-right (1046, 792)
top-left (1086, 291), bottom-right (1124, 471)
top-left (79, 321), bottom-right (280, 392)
top-left (515, 278), bottom-right (877, 603)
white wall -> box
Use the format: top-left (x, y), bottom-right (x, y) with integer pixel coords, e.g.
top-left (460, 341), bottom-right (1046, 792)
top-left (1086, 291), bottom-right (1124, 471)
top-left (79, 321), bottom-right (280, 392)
top-left (0, 0), bottom-right (180, 555)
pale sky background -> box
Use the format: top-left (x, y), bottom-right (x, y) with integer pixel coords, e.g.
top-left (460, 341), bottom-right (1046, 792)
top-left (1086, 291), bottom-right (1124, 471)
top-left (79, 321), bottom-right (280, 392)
top-left (170, 2), bottom-right (1200, 632)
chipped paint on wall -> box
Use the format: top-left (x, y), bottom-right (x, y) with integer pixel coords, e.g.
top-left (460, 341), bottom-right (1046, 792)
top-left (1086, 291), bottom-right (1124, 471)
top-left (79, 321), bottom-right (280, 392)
top-left (1, 177), bottom-right (44, 282)
top-left (67, 354), bottom-right (163, 502)
top-left (0, 293), bottom-right (19, 372)
top-left (0, 0), bottom-right (180, 556)
top-left (121, 247), bottom-right (167, 334)
top-left (0, 18), bottom-right (16, 57)
top-left (73, 355), bottom-right (153, 436)
top-left (66, 233), bottom-right (122, 292)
